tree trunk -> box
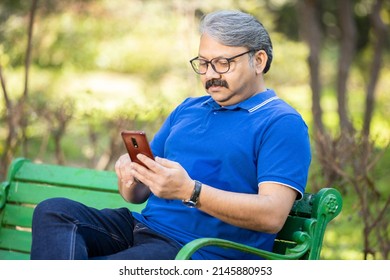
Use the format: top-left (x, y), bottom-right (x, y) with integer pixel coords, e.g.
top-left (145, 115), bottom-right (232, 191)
top-left (0, 0), bottom-right (39, 177)
top-left (298, 0), bottom-right (325, 135)
top-left (362, 0), bottom-right (387, 138)
top-left (337, 0), bottom-right (356, 134)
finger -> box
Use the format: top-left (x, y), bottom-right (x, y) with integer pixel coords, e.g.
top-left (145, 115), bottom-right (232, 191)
top-left (114, 161), bottom-right (120, 175)
top-left (130, 163), bottom-right (154, 187)
top-left (154, 156), bottom-right (179, 168)
top-left (120, 153), bottom-right (131, 163)
top-left (115, 154), bottom-right (126, 170)
top-left (137, 154), bottom-right (164, 172)
top-left (116, 154), bottom-right (134, 183)
top-left (116, 153), bottom-right (129, 165)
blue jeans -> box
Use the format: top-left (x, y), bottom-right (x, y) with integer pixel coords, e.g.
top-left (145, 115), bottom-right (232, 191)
top-left (30, 198), bottom-right (182, 260)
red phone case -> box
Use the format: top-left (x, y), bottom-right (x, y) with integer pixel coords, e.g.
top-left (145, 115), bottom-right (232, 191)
top-left (121, 131), bottom-right (154, 168)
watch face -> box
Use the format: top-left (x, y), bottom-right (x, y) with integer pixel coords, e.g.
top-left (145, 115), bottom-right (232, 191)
top-left (183, 200), bottom-right (197, 208)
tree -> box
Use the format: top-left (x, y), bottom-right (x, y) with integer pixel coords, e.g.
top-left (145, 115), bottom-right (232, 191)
top-left (296, 0), bottom-right (389, 259)
top-left (0, 0), bottom-right (39, 176)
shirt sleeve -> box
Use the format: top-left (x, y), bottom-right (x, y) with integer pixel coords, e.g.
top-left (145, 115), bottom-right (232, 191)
top-left (257, 114), bottom-right (311, 199)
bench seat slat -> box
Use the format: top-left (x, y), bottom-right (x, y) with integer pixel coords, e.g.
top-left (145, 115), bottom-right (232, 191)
top-left (272, 239), bottom-right (295, 254)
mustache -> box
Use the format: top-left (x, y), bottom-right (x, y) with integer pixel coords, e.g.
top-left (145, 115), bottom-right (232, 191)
top-left (205, 79), bottom-right (229, 90)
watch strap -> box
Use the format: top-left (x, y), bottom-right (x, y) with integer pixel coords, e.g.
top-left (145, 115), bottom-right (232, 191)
top-left (183, 180), bottom-right (202, 207)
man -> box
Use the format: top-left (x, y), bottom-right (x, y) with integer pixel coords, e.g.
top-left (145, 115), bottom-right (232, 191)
top-left (31, 10), bottom-right (311, 260)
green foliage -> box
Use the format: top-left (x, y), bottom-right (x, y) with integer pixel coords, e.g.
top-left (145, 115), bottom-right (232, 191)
top-left (0, 0), bottom-right (389, 259)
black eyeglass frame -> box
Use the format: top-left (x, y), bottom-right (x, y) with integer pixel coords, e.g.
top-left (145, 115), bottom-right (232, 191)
top-left (189, 49), bottom-right (255, 75)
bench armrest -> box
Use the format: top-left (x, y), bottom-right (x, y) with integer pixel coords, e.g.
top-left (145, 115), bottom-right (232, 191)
top-left (175, 231), bottom-right (312, 260)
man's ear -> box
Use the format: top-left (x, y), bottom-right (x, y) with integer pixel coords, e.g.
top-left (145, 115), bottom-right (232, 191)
top-left (254, 50), bottom-right (268, 74)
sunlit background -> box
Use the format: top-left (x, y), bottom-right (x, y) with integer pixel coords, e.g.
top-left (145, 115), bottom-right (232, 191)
top-left (1, 0), bottom-right (389, 260)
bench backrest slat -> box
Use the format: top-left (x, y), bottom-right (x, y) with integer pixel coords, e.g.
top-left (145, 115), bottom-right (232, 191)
top-left (11, 161), bottom-right (118, 191)
top-left (3, 204), bottom-right (34, 228)
top-left (0, 227), bottom-right (31, 253)
top-left (0, 249), bottom-right (30, 260)
top-left (276, 216), bottom-right (310, 240)
top-left (7, 181), bottom-right (145, 212)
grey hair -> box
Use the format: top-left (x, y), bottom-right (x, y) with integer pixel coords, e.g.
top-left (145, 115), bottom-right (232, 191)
top-left (199, 10), bottom-right (273, 73)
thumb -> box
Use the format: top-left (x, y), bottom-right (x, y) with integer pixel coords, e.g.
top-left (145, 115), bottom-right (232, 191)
top-left (155, 156), bottom-right (179, 168)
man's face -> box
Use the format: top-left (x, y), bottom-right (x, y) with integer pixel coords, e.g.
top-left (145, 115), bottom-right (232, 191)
top-left (197, 34), bottom-right (265, 107)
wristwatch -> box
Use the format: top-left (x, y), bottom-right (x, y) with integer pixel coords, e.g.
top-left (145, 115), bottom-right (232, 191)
top-left (182, 180), bottom-right (202, 207)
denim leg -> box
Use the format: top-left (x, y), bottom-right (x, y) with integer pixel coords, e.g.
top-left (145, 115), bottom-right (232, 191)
top-left (91, 221), bottom-right (182, 260)
top-left (31, 197), bottom-right (135, 260)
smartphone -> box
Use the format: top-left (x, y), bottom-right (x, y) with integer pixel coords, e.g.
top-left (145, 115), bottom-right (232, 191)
top-left (121, 130), bottom-right (154, 168)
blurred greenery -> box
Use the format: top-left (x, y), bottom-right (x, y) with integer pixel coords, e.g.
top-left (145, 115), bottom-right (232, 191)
top-left (0, 0), bottom-right (389, 259)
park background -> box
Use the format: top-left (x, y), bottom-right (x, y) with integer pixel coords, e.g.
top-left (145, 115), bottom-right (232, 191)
top-left (0, 0), bottom-right (389, 260)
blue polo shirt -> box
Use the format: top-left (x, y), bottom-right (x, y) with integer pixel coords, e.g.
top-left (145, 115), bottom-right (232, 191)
top-left (132, 89), bottom-right (311, 259)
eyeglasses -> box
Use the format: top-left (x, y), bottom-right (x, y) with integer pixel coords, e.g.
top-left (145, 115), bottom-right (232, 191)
top-left (189, 50), bottom-right (254, 75)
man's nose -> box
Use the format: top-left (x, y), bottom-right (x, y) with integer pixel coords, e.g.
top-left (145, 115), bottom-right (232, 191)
top-left (204, 63), bottom-right (221, 79)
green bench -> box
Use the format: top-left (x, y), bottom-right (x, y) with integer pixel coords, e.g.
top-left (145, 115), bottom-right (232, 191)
top-left (0, 158), bottom-right (342, 260)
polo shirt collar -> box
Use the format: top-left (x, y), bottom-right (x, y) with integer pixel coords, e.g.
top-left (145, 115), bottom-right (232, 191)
top-left (202, 89), bottom-right (279, 112)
